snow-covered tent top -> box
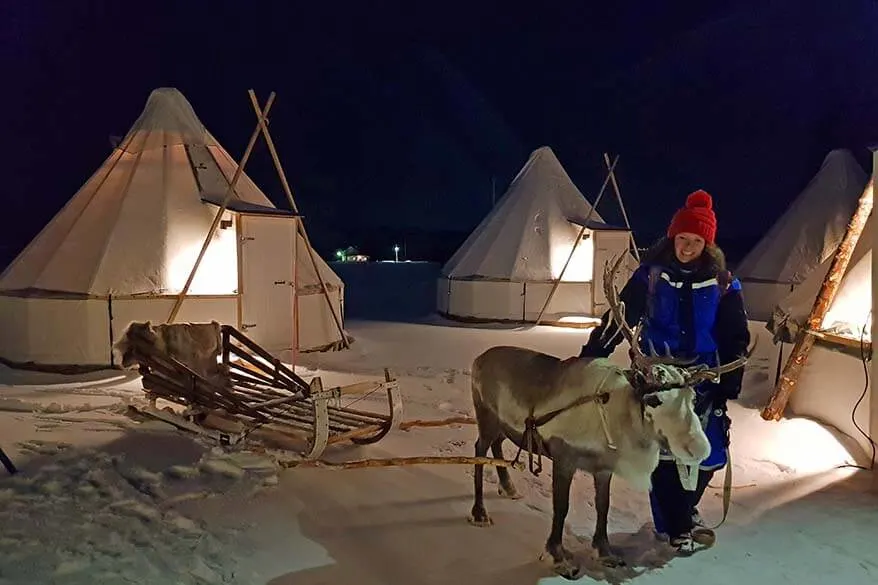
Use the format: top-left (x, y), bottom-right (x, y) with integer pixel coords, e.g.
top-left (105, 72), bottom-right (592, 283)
top-left (0, 87), bottom-right (340, 298)
top-left (442, 146), bottom-right (615, 282)
top-left (736, 149), bottom-right (867, 288)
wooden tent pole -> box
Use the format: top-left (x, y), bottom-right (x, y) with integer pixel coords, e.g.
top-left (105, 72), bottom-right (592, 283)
top-left (247, 91), bottom-right (349, 349)
top-left (603, 152), bottom-right (640, 262)
top-left (761, 180), bottom-right (874, 421)
top-left (534, 155), bottom-right (619, 326)
top-left (166, 93), bottom-right (276, 324)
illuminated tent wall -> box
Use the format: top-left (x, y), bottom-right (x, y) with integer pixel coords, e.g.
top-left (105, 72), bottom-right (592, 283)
top-left (0, 88), bottom-right (345, 369)
top-left (437, 146), bottom-right (633, 325)
top-left (736, 149), bottom-right (867, 321)
top-left (767, 177), bottom-right (875, 462)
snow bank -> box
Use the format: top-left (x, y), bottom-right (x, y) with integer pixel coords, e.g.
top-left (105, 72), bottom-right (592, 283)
top-left (0, 426), bottom-right (280, 585)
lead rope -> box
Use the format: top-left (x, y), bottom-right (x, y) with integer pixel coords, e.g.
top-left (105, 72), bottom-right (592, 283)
top-left (701, 449), bottom-right (733, 531)
top-left (596, 398), bottom-right (617, 451)
top-left (591, 369), bottom-right (616, 451)
top-left (679, 410), bottom-right (734, 544)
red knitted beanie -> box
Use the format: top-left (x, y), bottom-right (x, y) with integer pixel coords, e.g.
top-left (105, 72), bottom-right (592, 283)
top-left (667, 189), bottom-right (717, 244)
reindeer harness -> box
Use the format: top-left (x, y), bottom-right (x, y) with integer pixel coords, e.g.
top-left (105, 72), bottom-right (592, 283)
top-left (511, 367), bottom-right (622, 476)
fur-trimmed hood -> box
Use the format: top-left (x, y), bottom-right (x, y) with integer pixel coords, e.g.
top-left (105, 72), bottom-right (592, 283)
top-left (640, 237), bottom-right (727, 279)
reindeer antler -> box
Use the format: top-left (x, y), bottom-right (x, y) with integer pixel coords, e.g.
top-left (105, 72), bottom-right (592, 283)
top-left (602, 255), bottom-right (636, 340)
top-left (602, 254), bottom-right (700, 371)
top-left (602, 253), bottom-right (652, 368)
top-left (644, 339), bottom-right (700, 367)
top-left (685, 336), bottom-right (759, 385)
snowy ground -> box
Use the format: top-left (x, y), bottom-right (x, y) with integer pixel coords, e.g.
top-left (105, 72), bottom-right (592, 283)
top-left (1, 265), bottom-right (877, 584)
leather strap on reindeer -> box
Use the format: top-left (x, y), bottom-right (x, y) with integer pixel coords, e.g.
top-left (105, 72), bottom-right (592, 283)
top-left (512, 370), bottom-right (615, 476)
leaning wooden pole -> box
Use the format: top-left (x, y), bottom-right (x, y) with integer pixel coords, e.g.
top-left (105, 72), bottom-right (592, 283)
top-left (534, 155), bottom-right (619, 326)
top-left (603, 152), bottom-right (640, 262)
top-left (761, 180), bottom-right (874, 421)
top-left (166, 93), bottom-right (276, 324)
top-left (248, 90), bottom-right (350, 349)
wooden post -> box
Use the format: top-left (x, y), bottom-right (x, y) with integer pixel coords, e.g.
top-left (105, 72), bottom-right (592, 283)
top-left (247, 91), bottom-right (350, 349)
top-left (603, 152), bottom-right (640, 262)
top-left (761, 180), bottom-right (873, 421)
top-left (533, 155), bottom-right (618, 326)
top-left (166, 93), bottom-right (276, 324)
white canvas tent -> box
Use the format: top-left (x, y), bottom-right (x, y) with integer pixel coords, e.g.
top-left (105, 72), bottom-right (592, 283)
top-left (765, 169), bottom-right (875, 463)
top-left (736, 149), bottom-right (867, 321)
top-left (0, 87), bottom-right (346, 369)
top-left (767, 178), bottom-right (874, 346)
top-left (437, 146), bottom-right (634, 325)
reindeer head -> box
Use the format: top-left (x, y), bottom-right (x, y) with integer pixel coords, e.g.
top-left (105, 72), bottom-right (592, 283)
top-left (603, 253), bottom-right (757, 464)
top-left (113, 321), bottom-right (158, 369)
top-left (623, 364), bottom-right (709, 463)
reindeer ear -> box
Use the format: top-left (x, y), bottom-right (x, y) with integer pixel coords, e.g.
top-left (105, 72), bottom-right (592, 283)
top-left (642, 393), bottom-right (662, 409)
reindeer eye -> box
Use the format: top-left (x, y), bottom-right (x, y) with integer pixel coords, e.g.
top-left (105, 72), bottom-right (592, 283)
top-left (642, 393), bottom-right (662, 408)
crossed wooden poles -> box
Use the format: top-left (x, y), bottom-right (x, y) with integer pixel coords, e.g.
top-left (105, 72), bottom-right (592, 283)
top-left (165, 90), bottom-right (349, 354)
top-left (534, 153), bottom-right (640, 326)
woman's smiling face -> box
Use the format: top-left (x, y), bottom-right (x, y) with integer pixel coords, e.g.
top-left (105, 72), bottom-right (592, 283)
top-left (673, 232), bottom-right (705, 264)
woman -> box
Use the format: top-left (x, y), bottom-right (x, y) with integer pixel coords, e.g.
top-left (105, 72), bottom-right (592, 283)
top-left (579, 189), bottom-right (751, 554)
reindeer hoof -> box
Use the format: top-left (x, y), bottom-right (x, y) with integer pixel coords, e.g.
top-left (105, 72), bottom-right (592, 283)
top-left (593, 540), bottom-right (625, 567)
top-left (553, 558), bottom-right (581, 580)
top-left (540, 547), bottom-right (580, 580)
top-left (467, 509), bottom-right (493, 527)
top-left (598, 553), bottom-right (625, 568)
top-left (498, 484), bottom-right (522, 500)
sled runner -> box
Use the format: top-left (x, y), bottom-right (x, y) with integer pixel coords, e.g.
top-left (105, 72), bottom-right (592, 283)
top-left (120, 322), bottom-right (402, 459)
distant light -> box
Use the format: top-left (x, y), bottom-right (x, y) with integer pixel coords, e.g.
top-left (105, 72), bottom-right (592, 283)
top-left (335, 250), bottom-right (344, 259)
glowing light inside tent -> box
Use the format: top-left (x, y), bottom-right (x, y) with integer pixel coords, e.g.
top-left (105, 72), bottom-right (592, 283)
top-left (167, 222), bottom-right (239, 295)
top-left (551, 231), bottom-right (594, 282)
top-left (821, 251), bottom-right (872, 342)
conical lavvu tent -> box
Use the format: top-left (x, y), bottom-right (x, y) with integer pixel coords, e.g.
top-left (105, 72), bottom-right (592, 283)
top-left (768, 178), bottom-right (874, 345)
top-left (0, 87), bottom-right (346, 369)
top-left (736, 149), bottom-right (867, 321)
top-left (437, 146), bottom-right (633, 325)
top-left (764, 174), bottom-right (875, 463)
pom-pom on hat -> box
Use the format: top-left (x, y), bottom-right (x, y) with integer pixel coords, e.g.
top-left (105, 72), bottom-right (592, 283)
top-left (667, 189), bottom-right (717, 244)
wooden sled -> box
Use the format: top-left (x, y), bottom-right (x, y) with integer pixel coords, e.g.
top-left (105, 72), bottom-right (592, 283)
top-left (124, 323), bottom-right (402, 459)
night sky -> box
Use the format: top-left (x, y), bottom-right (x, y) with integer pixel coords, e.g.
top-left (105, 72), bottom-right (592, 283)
top-left (2, 0), bottom-right (877, 265)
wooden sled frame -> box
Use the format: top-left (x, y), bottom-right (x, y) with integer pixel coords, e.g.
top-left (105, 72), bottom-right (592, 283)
top-left (126, 324), bottom-right (402, 459)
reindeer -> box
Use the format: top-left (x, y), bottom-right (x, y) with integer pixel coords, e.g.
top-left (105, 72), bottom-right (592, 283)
top-left (467, 254), bottom-right (754, 579)
top-left (114, 320), bottom-right (228, 384)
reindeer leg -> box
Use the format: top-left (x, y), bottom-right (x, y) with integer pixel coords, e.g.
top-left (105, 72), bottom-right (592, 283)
top-left (468, 434), bottom-right (494, 526)
top-left (543, 462), bottom-right (580, 579)
top-left (592, 471), bottom-right (625, 567)
top-left (491, 437), bottom-right (520, 499)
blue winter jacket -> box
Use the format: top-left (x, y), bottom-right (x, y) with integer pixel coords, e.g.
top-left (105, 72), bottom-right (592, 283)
top-left (580, 241), bottom-right (751, 470)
